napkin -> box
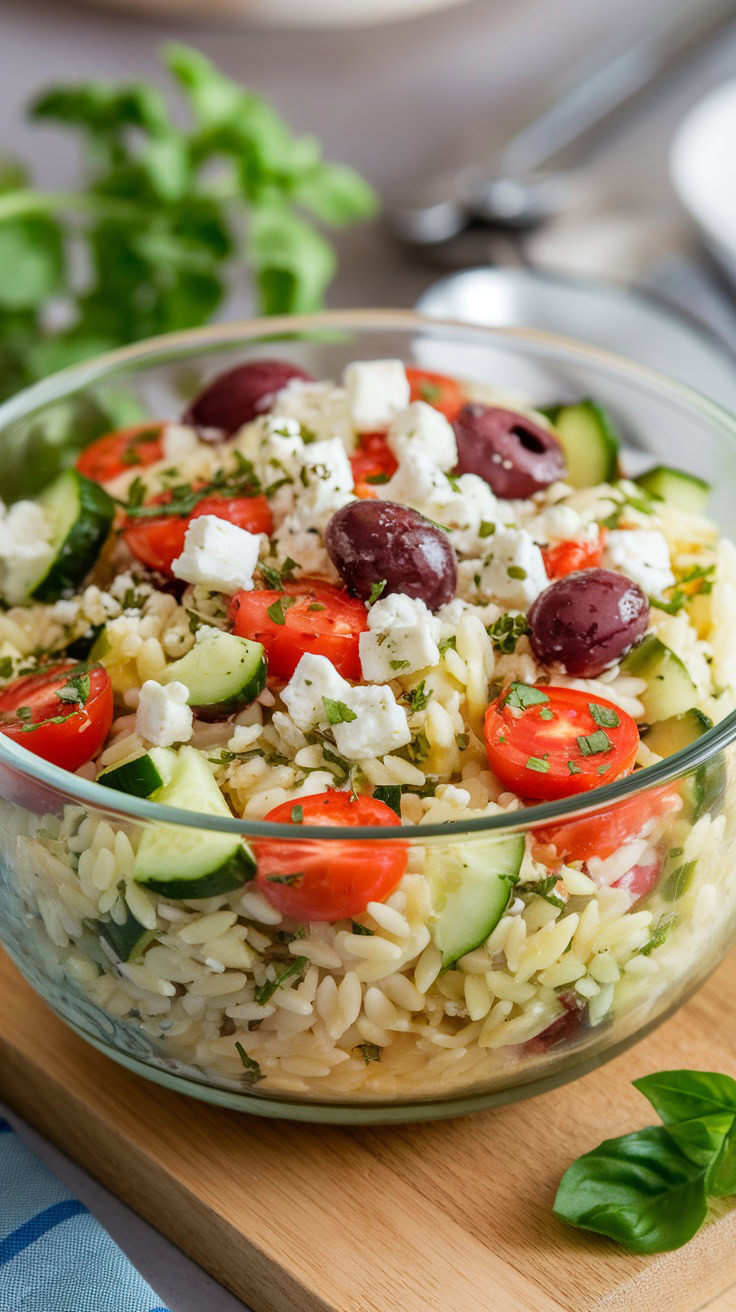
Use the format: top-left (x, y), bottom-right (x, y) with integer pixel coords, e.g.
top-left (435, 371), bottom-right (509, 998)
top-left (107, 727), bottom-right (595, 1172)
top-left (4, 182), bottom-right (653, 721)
top-left (0, 1117), bottom-right (170, 1312)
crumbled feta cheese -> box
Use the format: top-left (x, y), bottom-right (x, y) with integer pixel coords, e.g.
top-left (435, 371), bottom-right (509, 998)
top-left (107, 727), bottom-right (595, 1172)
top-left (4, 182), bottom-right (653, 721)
top-left (52, 598), bottom-right (81, 625)
top-left (387, 402), bottom-right (457, 471)
top-left (603, 529), bottom-right (675, 597)
top-left (0, 500), bottom-right (54, 605)
top-left (136, 680), bottom-right (193, 747)
top-left (297, 438), bottom-right (354, 518)
top-left (458, 528), bottom-right (549, 608)
top-left (269, 379), bottom-right (355, 449)
top-left (383, 448), bottom-right (451, 512)
top-left (171, 515), bottom-right (261, 594)
top-left (256, 414), bottom-right (305, 492)
top-left (227, 723), bottom-right (263, 752)
top-left (540, 503), bottom-right (582, 543)
top-left (343, 360), bottom-right (410, 432)
top-left (270, 515), bottom-right (338, 580)
top-left (281, 653), bottom-right (352, 731)
top-left (332, 685), bottom-right (411, 760)
top-left (360, 593), bottom-right (440, 682)
top-left (162, 423), bottom-right (200, 462)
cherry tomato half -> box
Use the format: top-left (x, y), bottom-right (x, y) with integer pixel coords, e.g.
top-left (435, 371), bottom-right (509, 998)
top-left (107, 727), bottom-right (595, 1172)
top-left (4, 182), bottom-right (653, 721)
top-left (405, 368), bottom-right (465, 420)
top-left (0, 663), bottom-right (113, 771)
top-left (123, 493), bottom-right (273, 576)
top-left (484, 684), bottom-right (639, 801)
top-left (230, 578), bottom-right (367, 681)
top-left (349, 431), bottom-right (398, 494)
top-left (542, 529), bottom-right (606, 580)
top-left (255, 790), bottom-right (407, 921)
top-left (76, 423), bottom-right (165, 484)
top-left (534, 785), bottom-right (680, 865)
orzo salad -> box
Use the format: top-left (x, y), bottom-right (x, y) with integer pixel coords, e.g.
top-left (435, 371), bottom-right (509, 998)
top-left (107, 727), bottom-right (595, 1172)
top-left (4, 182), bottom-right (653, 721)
top-left (1, 355), bottom-right (734, 1099)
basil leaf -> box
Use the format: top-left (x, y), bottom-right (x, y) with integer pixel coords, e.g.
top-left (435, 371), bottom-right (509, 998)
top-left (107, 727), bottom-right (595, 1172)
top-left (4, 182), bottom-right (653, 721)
top-left (633, 1070), bottom-right (736, 1125)
top-left (553, 1126), bottom-right (708, 1254)
top-left (503, 682), bottom-right (549, 711)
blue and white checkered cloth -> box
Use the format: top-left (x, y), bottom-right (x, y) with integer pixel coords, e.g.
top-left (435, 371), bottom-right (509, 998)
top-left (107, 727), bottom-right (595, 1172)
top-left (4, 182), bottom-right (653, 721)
top-left (0, 1117), bottom-right (170, 1312)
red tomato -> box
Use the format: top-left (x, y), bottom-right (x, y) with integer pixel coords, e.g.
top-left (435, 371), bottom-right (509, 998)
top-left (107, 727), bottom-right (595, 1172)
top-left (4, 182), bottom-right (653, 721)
top-left (353, 482), bottom-right (380, 500)
top-left (405, 368), bottom-right (465, 420)
top-left (542, 529), bottom-right (606, 579)
top-left (349, 431), bottom-right (397, 489)
top-left (484, 685), bottom-right (639, 801)
top-left (230, 578), bottom-right (367, 681)
top-left (0, 663), bottom-right (113, 771)
top-left (76, 423), bottom-right (165, 483)
top-left (534, 785), bottom-right (680, 865)
top-left (123, 494), bottom-right (273, 576)
top-left (255, 790), bottom-right (407, 921)
top-left (613, 856), bottom-right (661, 901)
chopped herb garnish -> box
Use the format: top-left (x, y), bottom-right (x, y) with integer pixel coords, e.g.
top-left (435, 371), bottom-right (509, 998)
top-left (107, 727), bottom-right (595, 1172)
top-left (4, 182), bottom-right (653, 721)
top-left (418, 380), bottom-right (441, 405)
top-left (267, 873), bottom-right (303, 886)
top-left (478, 520), bottom-right (496, 538)
top-left (507, 565), bottom-right (527, 580)
top-left (125, 476), bottom-right (146, 509)
top-left (438, 635), bottom-right (457, 655)
top-left (404, 729), bottom-right (431, 765)
top-left (487, 613), bottom-right (530, 654)
top-left (455, 732), bottom-right (469, 752)
top-left (372, 784), bottom-right (402, 815)
top-left (234, 1042), bottom-right (264, 1086)
top-left (444, 471), bottom-right (461, 493)
top-left (290, 804), bottom-right (304, 824)
top-left (368, 579), bottom-right (387, 605)
top-left (307, 602), bottom-right (325, 612)
top-left (589, 702), bottom-right (620, 728)
top-left (567, 760), bottom-right (582, 774)
top-left (504, 682), bottom-right (549, 711)
top-left (518, 875), bottom-right (565, 910)
top-left (266, 596), bottom-right (296, 626)
top-left (390, 659), bottom-right (410, 670)
top-left (57, 672), bottom-right (91, 705)
top-left (576, 729), bottom-right (613, 756)
top-left (525, 755), bottom-right (550, 773)
top-left (350, 921), bottom-right (374, 936)
top-left (0, 657), bottom-right (13, 679)
top-left (16, 706), bottom-right (33, 721)
top-left (539, 707), bottom-right (554, 721)
top-left (366, 471), bottom-right (390, 485)
top-left (355, 1042), bottom-right (381, 1064)
top-left (322, 696), bottom-right (357, 725)
top-left (401, 679), bottom-right (432, 713)
top-left (597, 763), bottom-right (611, 774)
top-left (275, 926), bottom-right (306, 944)
top-left (255, 956), bottom-right (308, 1006)
top-left (638, 914), bottom-right (677, 957)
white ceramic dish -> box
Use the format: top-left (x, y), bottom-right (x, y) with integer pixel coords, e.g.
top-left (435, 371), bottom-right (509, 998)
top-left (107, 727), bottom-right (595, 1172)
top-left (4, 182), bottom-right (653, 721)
top-left (670, 81), bottom-right (736, 289)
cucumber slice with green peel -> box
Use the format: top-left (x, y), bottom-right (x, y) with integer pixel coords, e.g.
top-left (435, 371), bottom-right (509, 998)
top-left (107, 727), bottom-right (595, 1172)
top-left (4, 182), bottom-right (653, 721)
top-left (134, 745), bottom-right (255, 899)
top-left (620, 635), bottom-right (698, 722)
top-left (543, 400), bottom-right (620, 489)
top-left (427, 834), bottom-right (525, 968)
top-left (97, 746), bottom-right (177, 798)
top-left (65, 623), bottom-right (105, 661)
top-left (641, 708), bottom-right (713, 758)
top-left (634, 465), bottom-right (711, 514)
top-left (30, 469), bottom-right (115, 602)
top-left (97, 909), bottom-right (156, 961)
top-left (160, 629), bottom-right (266, 720)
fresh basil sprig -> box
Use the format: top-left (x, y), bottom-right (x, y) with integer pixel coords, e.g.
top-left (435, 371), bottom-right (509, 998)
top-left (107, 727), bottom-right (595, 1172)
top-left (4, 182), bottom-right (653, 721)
top-left (554, 1070), bottom-right (736, 1253)
top-left (0, 43), bottom-right (377, 404)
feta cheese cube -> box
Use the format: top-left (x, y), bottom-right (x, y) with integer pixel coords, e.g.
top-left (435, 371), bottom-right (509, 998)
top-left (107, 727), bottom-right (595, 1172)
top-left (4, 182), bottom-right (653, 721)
top-left (458, 528), bottom-right (549, 608)
top-left (269, 379), bottom-right (355, 448)
top-left (343, 360), bottom-right (410, 432)
top-left (136, 680), bottom-right (193, 747)
top-left (171, 515), bottom-right (262, 594)
top-left (270, 515), bottom-right (338, 580)
top-left (162, 423), bottom-right (200, 462)
top-left (383, 448), bottom-right (451, 512)
top-left (540, 503), bottom-right (582, 543)
top-left (297, 438), bottom-right (354, 518)
top-left (281, 653), bottom-right (352, 731)
top-left (360, 592), bottom-right (440, 682)
top-left (332, 685), bottom-right (411, 760)
top-left (387, 402), bottom-right (457, 471)
top-left (603, 529), bottom-right (675, 598)
top-left (0, 499), bottom-right (54, 605)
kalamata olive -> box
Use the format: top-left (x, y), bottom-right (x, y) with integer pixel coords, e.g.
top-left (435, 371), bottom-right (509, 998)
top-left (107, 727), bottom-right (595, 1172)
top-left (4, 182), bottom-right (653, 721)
top-left (454, 404), bottom-right (566, 499)
top-left (528, 568), bottom-right (649, 678)
top-left (182, 359), bottom-right (314, 439)
top-left (325, 500), bottom-right (457, 611)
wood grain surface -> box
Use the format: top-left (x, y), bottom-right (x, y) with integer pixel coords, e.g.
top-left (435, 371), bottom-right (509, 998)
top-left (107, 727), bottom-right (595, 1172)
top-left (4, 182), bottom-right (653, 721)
top-left (1, 948), bottom-right (736, 1311)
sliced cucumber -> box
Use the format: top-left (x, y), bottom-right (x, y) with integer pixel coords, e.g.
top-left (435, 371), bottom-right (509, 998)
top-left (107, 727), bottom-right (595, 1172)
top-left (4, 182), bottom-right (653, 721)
top-left (97, 909), bottom-right (155, 962)
top-left (427, 834), bottom-right (524, 968)
top-left (134, 745), bottom-right (255, 899)
top-left (31, 469), bottom-right (115, 602)
top-left (635, 465), bottom-right (710, 515)
top-left (373, 784), bottom-right (402, 816)
top-left (621, 635), bottom-right (698, 722)
top-left (66, 623), bottom-right (105, 661)
top-left (641, 707), bottom-right (723, 820)
top-left (160, 629), bottom-right (266, 720)
top-left (543, 400), bottom-right (620, 489)
top-left (641, 708), bottom-right (712, 758)
top-left (97, 746), bottom-right (177, 798)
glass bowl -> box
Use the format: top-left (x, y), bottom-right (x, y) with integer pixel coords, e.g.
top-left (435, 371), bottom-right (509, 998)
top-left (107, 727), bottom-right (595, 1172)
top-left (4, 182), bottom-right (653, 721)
top-left (0, 310), bottom-right (735, 1125)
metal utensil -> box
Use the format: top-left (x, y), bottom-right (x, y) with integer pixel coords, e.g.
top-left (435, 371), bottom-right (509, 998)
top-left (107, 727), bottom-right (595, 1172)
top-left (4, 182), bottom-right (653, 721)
top-left (389, 0), bottom-right (736, 247)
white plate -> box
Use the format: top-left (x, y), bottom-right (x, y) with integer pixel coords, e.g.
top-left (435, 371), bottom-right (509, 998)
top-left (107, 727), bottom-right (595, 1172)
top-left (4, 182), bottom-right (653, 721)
top-left (670, 81), bottom-right (736, 288)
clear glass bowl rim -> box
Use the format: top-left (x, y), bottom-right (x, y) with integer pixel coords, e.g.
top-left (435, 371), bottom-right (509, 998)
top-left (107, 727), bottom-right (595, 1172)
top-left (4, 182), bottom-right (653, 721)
top-left (0, 307), bottom-right (734, 843)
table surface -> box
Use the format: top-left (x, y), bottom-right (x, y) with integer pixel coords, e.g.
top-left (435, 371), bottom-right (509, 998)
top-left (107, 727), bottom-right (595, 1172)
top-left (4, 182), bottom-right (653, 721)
top-left (2, 1), bottom-right (736, 1309)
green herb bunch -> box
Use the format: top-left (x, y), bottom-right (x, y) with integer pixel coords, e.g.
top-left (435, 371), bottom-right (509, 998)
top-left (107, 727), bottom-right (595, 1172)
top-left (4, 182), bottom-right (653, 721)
top-left (0, 43), bottom-right (377, 402)
top-left (555, 1069), bottom-right (736, 1253)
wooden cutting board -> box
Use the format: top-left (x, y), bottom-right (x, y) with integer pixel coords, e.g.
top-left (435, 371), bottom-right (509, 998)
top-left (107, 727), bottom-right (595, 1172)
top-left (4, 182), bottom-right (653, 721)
top-left (1, 945), bottom-right (736, 1312)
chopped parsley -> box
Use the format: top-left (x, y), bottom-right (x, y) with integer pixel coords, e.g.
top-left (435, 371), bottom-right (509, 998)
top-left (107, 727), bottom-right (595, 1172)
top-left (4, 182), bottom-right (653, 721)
top-left (507, 565), bottom-right (527, 580)
top-left (438, 635), bottom-right (457, 655)
top-left (355, 1042), bottom-right (381, 1064)
top-left (390, 659), bottom-right (411, 671)
top-left (234, 1042), bottom-right (264, 1086)
top-left (290, 804), bottom-right (304, 824)
top-left (576, 729), bottom-right (613, 756)
top-left (650, 564), bottom-right (715, 615)
top-left (567, 760), bottom-right (582, 774)
top-left (0, 657), bottom-right (13, 679)
top-left (322, 696), bottom-right (357, 725)
top-left (487, 613), bottom-right (530, 654)
top-left (518, 875), bottom-right (565, 910)
top-left (402, 680), bottom-right (432, 713)
top-left (57, 672), bottom-right (91, 705)
top-left (444, 470), bottom-right (461, 493)
top-left (403, 729), bottom-right (431, 765)
top-left (372, 784), bottom-right (402, 815)
top-left (504, 682), bottom-right (549, 711)
top-left (368, 579), bottom-right (387, 604)
top-left (455, 732), bottom-right (469, 752)
top-left (417, 380), bottom-right (442, 405)
top-left (638, 914), bottom-right (677, 957)
top-left (478, 520), bottom-right (496, 538)
top-left (350, 921), bottom-right (374, 936)
top-left (259, 558), bottom-right (297, 590)
top-left (589, 702), bottom-right (620, 728)
top-left (307, 602), bottom-right (325, 612)
top-left (254, 956), bottom-right (308, 1006)
top-left (266, 596), bottom-right (296, 625)
top-left (275, 926), bottom-right (306, 944)
top-left (539, 707), bottom-right (554, 721)
top-left (266, 872), bottom-right (303, 886)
